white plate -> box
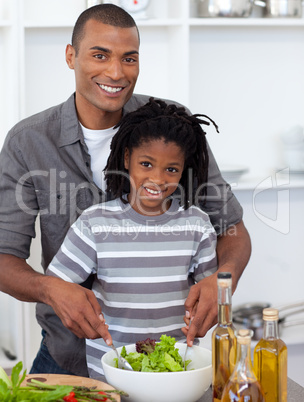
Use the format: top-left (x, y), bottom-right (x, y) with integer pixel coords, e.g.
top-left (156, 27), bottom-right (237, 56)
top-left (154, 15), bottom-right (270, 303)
top-left (220, 165), bottom-right (249, 183)
top-left (220, 164), bottom-right (249, 173)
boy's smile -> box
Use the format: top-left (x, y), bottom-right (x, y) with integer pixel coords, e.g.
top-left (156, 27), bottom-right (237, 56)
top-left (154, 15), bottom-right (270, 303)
top-left (124, 138), bottom-right (185, 216)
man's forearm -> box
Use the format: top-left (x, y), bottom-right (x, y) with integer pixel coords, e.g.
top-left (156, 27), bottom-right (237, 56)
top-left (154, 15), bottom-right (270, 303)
top-left (0, 253), bottom-right (47, 302)
top-left (216, 219), bottom-right (251, 293)
top-left (0, 253), bottom-right (113, 342)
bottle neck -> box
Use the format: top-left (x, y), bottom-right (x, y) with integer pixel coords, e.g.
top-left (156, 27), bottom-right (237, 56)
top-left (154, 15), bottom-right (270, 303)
top-left (263, 319), bottom-right (279, 339)
top-left (218, 284), bottom-right (232, 325)
top-left (233, 340), bottom-right (256, 380)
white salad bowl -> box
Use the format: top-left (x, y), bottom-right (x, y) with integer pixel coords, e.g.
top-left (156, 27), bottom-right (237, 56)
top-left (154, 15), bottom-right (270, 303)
top-left (101, 342), bottom-right (212, 402)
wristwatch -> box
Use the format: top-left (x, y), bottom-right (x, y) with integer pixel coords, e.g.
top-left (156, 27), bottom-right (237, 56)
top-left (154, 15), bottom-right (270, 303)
top-left (120, 0), bottom-right (150, 18)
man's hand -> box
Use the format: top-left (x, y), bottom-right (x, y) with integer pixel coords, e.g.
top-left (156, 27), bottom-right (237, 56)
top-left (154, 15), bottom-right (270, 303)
top-left (0, 254), bottom-right (113, 346)
top-left (42, 276), bottom-right (113, 345)
top-left (182, 219), bottom-right (251, 346)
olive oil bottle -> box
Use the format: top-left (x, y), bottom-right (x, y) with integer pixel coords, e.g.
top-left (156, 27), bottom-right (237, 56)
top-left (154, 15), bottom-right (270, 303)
top-left (253, 308), bottom-right (288, 402)
top-left (221, 329), bottom-right (265, 402)
top-left (212, 272), bottom-right (236, 402)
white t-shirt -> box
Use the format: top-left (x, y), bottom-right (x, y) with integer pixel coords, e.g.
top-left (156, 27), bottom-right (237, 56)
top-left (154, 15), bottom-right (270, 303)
top-left (80, 123), bottom-right (118, 192)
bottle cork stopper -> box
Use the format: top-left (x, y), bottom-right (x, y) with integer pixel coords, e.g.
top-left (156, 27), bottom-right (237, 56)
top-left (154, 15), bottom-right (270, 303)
top-left (218, 272), bottom-right (232, 279)
top-left (237, 329), bottom-right (253, 344)
top-left (263, 307), bottom-right (279, 321)
top-left (217, 272), bottom-right (232, 288)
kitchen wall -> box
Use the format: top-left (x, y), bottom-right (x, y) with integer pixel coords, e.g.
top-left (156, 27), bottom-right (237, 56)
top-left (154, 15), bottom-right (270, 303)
top-left (189, 24), bottom-right (304, 178)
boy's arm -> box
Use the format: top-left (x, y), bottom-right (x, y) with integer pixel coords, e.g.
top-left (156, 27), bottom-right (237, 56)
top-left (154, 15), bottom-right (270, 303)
top-left (182, 220), bottom-right (251, 344)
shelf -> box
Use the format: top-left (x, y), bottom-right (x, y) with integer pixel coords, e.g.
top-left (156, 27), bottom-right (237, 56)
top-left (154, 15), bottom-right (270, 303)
top-left (135, 18), bottom-right (184, 27)
top-left (224, 171), bottom-right (304, 191)
top-left (23, 21), bottom-right (75, 28)
top-left (23, 19), bottom-right (184, 29)
top-left (23, 17), bottom-right (304, 29)
top-left (231, 179), bottom-right (304, 191)
top-left (189, 17), bottom-right (304, 27)
top-left (0, 20), bottom-right (12, 27)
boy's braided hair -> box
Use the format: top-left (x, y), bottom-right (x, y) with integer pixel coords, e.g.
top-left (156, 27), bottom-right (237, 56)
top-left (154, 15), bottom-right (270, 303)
top-left (104, 97), bottom-right (219, 209)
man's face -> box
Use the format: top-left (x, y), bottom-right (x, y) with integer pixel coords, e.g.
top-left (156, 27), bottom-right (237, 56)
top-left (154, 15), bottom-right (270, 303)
top-left (66, 19), bottom-right (140, 128)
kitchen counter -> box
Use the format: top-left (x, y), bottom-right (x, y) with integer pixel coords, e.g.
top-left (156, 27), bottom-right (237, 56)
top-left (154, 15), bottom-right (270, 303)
top-left (199, 378), bottom-right (304, 401)
top-left (23, 372), bottom-right (304, 401)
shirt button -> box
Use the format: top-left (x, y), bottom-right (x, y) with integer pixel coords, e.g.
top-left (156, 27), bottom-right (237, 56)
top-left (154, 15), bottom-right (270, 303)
top-left (85, 162), bottom-right (90, 167)
top-left (57, 194), bottom-right (62, 199)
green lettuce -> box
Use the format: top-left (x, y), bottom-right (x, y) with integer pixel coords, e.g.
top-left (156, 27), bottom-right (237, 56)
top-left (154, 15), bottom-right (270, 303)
top-left (120, 335), bottom-right (191, 372)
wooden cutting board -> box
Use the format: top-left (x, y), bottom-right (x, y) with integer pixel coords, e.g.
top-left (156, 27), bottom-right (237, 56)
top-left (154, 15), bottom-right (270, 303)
top-left (22, 374), bottom-right (121, 401)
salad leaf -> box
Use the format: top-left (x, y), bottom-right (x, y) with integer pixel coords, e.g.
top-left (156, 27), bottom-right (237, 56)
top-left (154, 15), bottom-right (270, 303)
top-left (120, 348), bottom-right (144, 372)
top-left (0, 365), bottom-right (12, 387)
top-left (122, 335), bottom-right (191, 372)
top-left (135, 338), bottom-right (156, 354)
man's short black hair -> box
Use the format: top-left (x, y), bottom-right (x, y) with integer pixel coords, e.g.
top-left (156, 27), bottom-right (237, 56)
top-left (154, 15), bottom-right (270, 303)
top-left (72, 4), bottom-right (139, 55)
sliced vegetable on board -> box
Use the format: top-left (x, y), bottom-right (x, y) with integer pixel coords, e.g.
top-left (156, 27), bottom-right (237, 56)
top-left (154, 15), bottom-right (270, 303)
top-left (0, 361), bottom-right (127, 401)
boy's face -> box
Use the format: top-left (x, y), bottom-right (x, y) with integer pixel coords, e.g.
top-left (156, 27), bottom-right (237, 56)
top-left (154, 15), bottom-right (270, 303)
top-left (66, 20), bottom-right (140, 129)
top-left (124, 138), bottom-right (185, 216)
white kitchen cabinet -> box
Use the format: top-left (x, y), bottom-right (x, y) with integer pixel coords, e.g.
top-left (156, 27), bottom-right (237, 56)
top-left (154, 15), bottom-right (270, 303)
top-left (0, 293), bottom-right (24, 372)
top-left (0, 0), bottom-right (304, 376)
top-left (0, 0), bottom-right (19, 150)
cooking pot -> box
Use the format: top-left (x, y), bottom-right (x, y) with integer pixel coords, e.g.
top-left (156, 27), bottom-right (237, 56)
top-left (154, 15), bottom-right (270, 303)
top-left (196, 0), bottom-right (256, 17)
top-left (257, 0), bottom-right (303, 17)
top-left (196, 0), bottom-right (303, 17)
top-left (233, 301), bottom-right (304, 340)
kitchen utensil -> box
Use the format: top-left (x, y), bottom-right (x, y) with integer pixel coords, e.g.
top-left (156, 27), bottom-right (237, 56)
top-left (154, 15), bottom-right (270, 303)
top-left (102, 342), bottom-right (212, 402)
top-left (196, 0), bottom-right (256, 17)
top-left (110, 343), bottom-right (133, 371)
top-left (183, 319), bottom-right (192, 370)
top-left (257, 0), bottom-right (303, 17)
top-left (233, 301), bottom-right (304, 340)
top-left (120, 0), bottom-right (150, 19)
top-left (2, 347), bottom-right (16, 360)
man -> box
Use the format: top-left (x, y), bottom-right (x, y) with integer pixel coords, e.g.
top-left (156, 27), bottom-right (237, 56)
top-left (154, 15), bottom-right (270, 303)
top-left (0, 4), bottom-right (251, 377)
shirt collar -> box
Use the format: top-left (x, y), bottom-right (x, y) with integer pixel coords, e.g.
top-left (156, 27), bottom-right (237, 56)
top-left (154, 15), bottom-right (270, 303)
top-left (58, 93), bottom-right (141, 147)
top-left (58, 93), bottom-right (84, 148)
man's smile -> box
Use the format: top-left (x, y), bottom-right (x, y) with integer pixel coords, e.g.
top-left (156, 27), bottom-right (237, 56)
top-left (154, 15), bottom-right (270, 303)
top-left (98, 84), bottom-right (124, 94)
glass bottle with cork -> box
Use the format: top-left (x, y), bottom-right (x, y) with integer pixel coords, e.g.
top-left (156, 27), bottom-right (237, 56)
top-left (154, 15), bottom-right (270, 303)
top-left (253, 307), bottom-right (288, 402)
top-left (221, 328), bottom-right (265, 401)
top-left (212, 272), bottom-right (236, 402)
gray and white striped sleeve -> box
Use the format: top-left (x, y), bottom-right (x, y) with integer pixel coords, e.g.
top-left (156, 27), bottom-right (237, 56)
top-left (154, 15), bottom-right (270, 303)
top-left (46, 214), bottom-right (97, 283)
